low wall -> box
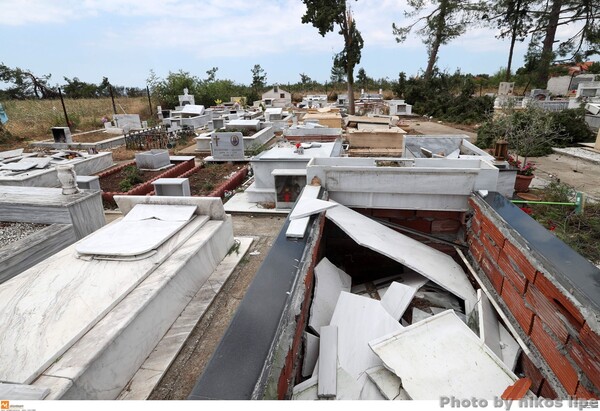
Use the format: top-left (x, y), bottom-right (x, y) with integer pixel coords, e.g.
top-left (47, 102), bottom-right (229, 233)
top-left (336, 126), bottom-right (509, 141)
top-left (467, 193), bottom-right (600, 398)
top-left (346, 129), bottom-right (405, 149)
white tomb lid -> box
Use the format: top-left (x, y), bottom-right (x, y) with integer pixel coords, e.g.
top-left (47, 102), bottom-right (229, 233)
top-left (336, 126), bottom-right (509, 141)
top-left (180, 105), bottom-right (205, 115)
top-left (75, 204), bottom-right (196, 257)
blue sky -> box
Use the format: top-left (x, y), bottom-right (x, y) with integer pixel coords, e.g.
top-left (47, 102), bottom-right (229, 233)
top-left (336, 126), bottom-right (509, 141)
top-left (0, 0), bottom-right (581, 89)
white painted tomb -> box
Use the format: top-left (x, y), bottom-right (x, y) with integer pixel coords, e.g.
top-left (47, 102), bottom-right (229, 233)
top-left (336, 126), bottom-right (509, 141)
top-left (0, 196), bottom-right (239, 399)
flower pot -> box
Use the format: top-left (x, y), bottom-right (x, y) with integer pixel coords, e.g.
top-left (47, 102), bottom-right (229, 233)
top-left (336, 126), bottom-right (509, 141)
top-left (514, 174), bottom-right (534, 193)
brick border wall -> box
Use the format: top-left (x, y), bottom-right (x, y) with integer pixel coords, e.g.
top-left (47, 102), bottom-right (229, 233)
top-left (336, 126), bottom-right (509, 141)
top-left (467, 197), bottom-right (600, 399)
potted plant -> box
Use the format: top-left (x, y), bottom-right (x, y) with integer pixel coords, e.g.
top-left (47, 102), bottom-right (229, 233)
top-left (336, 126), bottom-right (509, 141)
top-left (508, 155), bottom-right (536, 192)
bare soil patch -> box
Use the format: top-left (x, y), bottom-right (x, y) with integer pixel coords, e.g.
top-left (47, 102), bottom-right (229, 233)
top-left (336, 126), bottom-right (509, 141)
top-left (187, 163), bottom-right (247, 196)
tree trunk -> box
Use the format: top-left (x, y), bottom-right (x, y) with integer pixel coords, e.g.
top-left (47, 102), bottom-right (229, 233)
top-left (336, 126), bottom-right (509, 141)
top-left (424, 0), bottom-right (448, 82)
top-left (347, 67), bottom-right (355, 115)
top-left (536, 0), bottom-right (562, 87)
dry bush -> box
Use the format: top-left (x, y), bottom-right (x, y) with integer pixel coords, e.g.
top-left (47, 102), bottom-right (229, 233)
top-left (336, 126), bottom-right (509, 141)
top-left (2, 97), bottom-right (149, 142)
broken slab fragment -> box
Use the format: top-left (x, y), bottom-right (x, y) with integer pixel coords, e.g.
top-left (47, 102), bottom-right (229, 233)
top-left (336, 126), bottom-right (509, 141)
top-left (477, 289), bottom-right (502, 359)
top-left (411, 307), bottom-right (433, 323)
top-left (329, 292), bottom-right (403, 386)
top-left (380, 281), bottom-right (421, 321)
top-left (302, 332), bottom-right (320, 378)
top-left (308, 257), bottom-right (352, 334)
top-left (365, 366), bottom-right (411, 400)
top-left (317, 325), bottom-right (338, 399)
top-left (290, 198), bottom-right (337, 220)
top-left (369, 310), bottom-right (517, 399)
top-left (325, 203), bottom-right (477, 314)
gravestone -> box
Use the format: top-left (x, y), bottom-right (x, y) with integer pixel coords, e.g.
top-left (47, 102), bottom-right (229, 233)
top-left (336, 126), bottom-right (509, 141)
top-left (152, 178), bottom-right (191, 196)
top-left (498, 82), bottom-right (514, 96)
top-left (135, 149), bottom-right (170, 170)
top-left (114, 114), bottom-right (142, 132)
top-left (52, 127), bottom-right (72, 144)
top-left (76, 175), bottom-right (101, 191)
top-left (212, 118), bottom-right (225, 130)
top-left (211, 132), bottom-right (245, 161)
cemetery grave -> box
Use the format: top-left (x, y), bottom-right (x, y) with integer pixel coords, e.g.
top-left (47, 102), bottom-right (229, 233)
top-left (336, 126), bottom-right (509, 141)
top-left (180, 162), bottom-right (249, 197)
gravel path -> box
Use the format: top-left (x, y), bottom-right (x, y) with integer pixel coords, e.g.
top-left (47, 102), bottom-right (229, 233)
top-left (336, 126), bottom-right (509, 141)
top-left (0, 222), bottom-right (47, 248)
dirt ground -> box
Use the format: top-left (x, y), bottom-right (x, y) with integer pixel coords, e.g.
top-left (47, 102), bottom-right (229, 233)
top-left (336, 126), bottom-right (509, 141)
top-left (148, 214), bottom-right (285, 400)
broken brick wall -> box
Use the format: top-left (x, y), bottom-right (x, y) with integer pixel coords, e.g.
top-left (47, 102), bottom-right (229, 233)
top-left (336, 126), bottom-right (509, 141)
top-left (467, 196), bottom-right (600, 399)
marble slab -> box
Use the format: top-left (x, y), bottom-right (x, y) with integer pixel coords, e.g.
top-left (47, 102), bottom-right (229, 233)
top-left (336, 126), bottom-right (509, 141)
top-left (317, 325), bottom-right (338, 398)
top-left (412, 307), bottom-right (433, 323)
top-left (286, 185), bottom-right (321, 238)
top-left (118, 236), bottom-right (251, 400)
top-left (0, 148), bottom-right (23, 159)
top-left (0, 161), bottom-right (36, 171)
top-left (40, 219), bottom-right (233, 399)
top-left (123, 204), bottom-right (196, 222)
top-left (0, 383), bottom-right (50, 400)
top-left (0, 215), bottom-right (207, 384)
top-left (292, 367), bottom-right (362, 400)
top-left (369, 310), bottom-right (517, 399)
top-left (329, 292), bottom-right (403, 386)
top-left (308, 257), bottom-right (352, 334)
top-left (290, 198), bottom-right (337, 220)
top-left (114, 195), bottom-right (227, 221)
top-left (75, 209), bottom-right (202, 257)
top-left (359, 376), bottom-right (387, 400)
top-left (499, 324), bottom-right (521, 371)
top-left (302, 332), bottom-right (320, 378)
top-left (477, 289), bottom-right (502, 359)
top-left (326, 203), bottom-right (477, 314)
top-left (380, 281), bottom-right (420, 321)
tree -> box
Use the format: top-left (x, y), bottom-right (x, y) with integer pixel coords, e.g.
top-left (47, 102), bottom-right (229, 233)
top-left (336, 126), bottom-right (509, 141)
top-left (330, 59), bottom-right (346, 83)
top-left (251, 64), bottom-right (267, 91)
top-left (302, 0), bottom-right (364, 114)
top-left (62, 77), bottom-right (100, 98)
top-left (357, 68), bottom-right (369, 91)
top-left (147, 69), bottom-right (200, 108)
top-left (393, 0), bottom-right (478, 82)
top-left (205, 67), bottom-right (218, 82)
top-left (0, 63), bottom-right (57, 99)
top-left (483, 0), bottom-right (537, 81)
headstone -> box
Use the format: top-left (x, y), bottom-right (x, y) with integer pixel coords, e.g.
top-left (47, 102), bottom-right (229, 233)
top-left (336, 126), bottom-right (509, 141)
top-left (114, 114), bottom-right (142, 132)
top-left (152, 178), bottom-right (191, 196)
top-left (52, 127), bottom-right (72, 144)
top-left (135, 149), bottom-right (170, 170)
top-left (76, 175), bottom-right (101, 191)
top-left (498, 82), bottom-right (515, 96)
top-left (211, 132), bottom-right (245, 161)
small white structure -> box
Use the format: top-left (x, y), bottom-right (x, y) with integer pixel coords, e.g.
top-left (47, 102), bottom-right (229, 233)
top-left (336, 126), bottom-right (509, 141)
top-left (260, 85), bottom-right (292, 108)
top-left (576, 81), bottom-right (600, 98)
top-left (178, 88), bottom-right (195, 107)
top-left (386, 100), bottom-right (413, 116)
top-left (498, 82), bottom-right (515, 96)
top-left (300, 95), bottom-right (328, 109)
top-left (245, 141), bottom-right (343, 207)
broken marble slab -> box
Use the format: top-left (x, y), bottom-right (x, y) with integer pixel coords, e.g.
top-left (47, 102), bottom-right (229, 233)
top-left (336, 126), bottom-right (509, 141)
top-left (359, 376), bottom-right (387, 400)
top-left (365, 366), bottom-right (411, 400)
top-left (76, 205), bottom-right (200, 257)
top-left (369, 310), bottom-right (517, 399)
top-left (326, 203), bottom-right (477, 314)
top-left (478, 289), bottom-right (502, 359)
top-left (329, 292), bottom-right (403, 386)
top-left (318, 325), bottom-right (338, 398)
top-left (308, 257), bottom-right (352, 334)
top-left (302, 332), bottom-right (320, 378)
top-left (414, 289), bottom-right (463, 312)
top-left (351, 270), bottom-right (427, 295)
top-left (411, 307), bottom-right (433, 323)
top-left (290, 198), bottom-right (337, 220)
top-left (286, 185), bottom-right (321, 238)
top-left (0, 148), bottom-right (24, 160)
top-left (0, 382), bottom-right (50, 400)
top-left (380, 281), bottom-right (420, 321)
top-left (0, 161), bottom-right (36, 171)
top-left (499, 324), bottom-right (521, 371)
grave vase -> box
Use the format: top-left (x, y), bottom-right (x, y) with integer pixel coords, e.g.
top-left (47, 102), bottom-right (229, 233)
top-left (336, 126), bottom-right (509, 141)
top-left (56, 164), bottom-right (81, 195)
top-left (514, 174), bottom-right (534, 193)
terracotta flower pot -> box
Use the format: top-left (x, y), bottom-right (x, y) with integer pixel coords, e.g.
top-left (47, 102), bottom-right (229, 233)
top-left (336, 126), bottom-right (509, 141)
top-left (514, 174), bottom-right (534, 193)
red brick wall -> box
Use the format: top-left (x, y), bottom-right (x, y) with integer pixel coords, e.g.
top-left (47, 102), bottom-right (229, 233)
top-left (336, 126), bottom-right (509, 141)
top-left (468, 198), bottom-right (600, 399)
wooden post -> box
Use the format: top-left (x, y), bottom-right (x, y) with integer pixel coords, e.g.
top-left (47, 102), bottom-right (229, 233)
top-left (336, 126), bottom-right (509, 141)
top-left (594, 128), bottom-right (600, 151)
top-left (109, 86), bottom-right (117, 114)
top-left (58, 88), bottom-right (71, 130)
top-left (146, 86), bottom-right (153, 118)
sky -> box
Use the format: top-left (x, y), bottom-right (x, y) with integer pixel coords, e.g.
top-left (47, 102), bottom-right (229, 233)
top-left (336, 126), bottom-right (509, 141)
top-left (0, 0), bottom-right (584, 89)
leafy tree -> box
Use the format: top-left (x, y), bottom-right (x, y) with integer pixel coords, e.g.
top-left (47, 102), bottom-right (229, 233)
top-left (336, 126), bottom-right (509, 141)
top-left (393, 0), bottom-right (478, 82)
top-left (205, 67), bottom-right (218, 82)
top-left (0, 63), bottom-right (57, 99)
top-left (147, 69), bottom-right (200, 108)
top-left (249, 64), bottom-right (267, 103)
top-left (62, 77), bottom-right (99, 98)
top-left (302, 0), bottom-right (364, 114)
top-left (357, 68), bottom-right (369, 91)
top-left (330, 59), bottom-right (346, 83)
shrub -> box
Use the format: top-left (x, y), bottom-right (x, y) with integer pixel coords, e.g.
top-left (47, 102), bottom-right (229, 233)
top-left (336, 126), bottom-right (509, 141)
top-left (118, 165), bottom-right (143, 192)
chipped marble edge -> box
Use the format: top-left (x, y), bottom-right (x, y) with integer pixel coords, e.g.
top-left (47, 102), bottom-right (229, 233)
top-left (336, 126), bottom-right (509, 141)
top-left (116, 236), bottom-right (253, 400)
top-left (114, 196), bottom-right (227, 221)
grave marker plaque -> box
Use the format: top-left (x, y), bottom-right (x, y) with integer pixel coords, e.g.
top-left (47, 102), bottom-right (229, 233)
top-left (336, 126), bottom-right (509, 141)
top-left (211, 132), bottom-right (245, 161)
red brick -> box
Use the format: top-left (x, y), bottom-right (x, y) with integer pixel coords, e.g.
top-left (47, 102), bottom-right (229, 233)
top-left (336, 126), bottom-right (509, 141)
top-left (482, 253), bottom-right (504, 295)
top-left (580, 324), bottom-right (600, 361)
top-left (416, 210), bottom-right (462, 220)
top-left (481, 231), bottom-right (502, 261)
top-left (390, 218), bottom-right (431, 233)
top-left (526, 284), bottom-right (570, 344)
top-left (501, 280), bottom-right (534, 335)
top-left (469, 198), bottom-right (483, 216)
top-left (372, 209), bottom-right (415, 219)
top-left (568, 339), bottom-right (600, 391)
top-left (468, 237), bottom-right (484, 264)
top-left (530, 317), bottom-right (579, 395)
top-left (470, 219), bottom-right (482, 238)
top-left (519, 352), bottom-right (544, 395)
top-left (534, 271), bottom-right (585, 328)
top-left (427, 242), bottom-right (457, 256)
top-left (498, 249), bottom-right (528, 295)
top-left (575, 383), bottom-right (599, 399)
top-left (480, 218), bottom-right (506, 249)
top-left (539, 379), bottom-right (558, 399)
top-left (431, 219), bottom-right (462, 233)
top-left (502, 240), bottom-right (537, 282)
